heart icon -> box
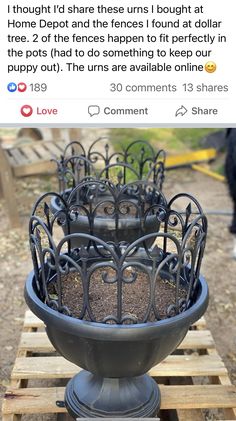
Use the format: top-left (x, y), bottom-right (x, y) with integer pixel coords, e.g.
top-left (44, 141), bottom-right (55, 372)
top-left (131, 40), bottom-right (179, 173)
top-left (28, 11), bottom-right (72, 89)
top-left (21, 105), bottom-right (33, 117)
top-left (18, 82), bottom-right (27, 93)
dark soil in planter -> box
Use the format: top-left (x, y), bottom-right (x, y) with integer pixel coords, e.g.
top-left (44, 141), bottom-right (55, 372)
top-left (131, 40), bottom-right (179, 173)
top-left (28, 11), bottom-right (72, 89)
top-left (49, 269), bottom-right (187, 323)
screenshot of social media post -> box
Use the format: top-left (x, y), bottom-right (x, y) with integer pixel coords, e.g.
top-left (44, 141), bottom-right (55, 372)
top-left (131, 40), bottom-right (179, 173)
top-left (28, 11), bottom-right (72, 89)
top-left (1, 0), bottom-right (235, 125)
top-left (1, 0), bottom-right (236, 419)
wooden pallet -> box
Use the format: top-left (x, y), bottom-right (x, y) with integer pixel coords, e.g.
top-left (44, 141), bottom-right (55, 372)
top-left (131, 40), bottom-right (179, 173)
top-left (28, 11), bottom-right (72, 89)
top-left (2, 310), bottom-right (236, 421)
top-left (2, 139), bottom-right (65, 178)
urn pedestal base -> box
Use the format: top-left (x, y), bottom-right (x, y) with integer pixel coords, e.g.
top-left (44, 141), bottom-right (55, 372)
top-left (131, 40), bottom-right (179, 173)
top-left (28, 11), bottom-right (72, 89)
top-left (65, 370), bottom-right (160, 419)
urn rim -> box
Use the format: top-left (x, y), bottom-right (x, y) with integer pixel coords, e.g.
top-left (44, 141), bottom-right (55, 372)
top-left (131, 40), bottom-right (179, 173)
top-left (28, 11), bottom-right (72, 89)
top-left (25, 270), bottom-right (208, 341)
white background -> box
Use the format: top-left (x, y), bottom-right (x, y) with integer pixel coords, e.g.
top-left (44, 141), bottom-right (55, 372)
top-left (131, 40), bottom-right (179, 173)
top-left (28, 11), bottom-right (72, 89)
top-left (0, 0), bottom-right (235, 125)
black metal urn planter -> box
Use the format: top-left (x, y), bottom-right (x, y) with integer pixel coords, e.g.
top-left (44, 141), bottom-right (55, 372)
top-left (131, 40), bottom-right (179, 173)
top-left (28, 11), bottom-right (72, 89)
top-left (50, 138), bottom-right (166, 249)
top-left (48, 179), bottom-right (167, 247)
top-left (52, 138), bottom-right (166, 193)
top-left (25, 190), bottom-right (209, 419)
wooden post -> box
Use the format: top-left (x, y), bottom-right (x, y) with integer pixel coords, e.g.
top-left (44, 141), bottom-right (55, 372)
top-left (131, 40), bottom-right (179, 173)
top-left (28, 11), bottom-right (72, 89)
top-left (0, 144), bottom-right (20, 228)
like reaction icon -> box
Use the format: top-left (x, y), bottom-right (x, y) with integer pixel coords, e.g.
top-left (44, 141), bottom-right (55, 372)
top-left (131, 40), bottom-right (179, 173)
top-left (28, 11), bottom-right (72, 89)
top-left (7, 82), bottom-right (17, 92)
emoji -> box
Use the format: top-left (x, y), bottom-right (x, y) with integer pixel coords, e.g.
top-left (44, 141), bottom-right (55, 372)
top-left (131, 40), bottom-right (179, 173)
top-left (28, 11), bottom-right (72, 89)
top-left (20, 105), bottom-right (33, 117)
top-left (7, 82), bottom-right (17, 92)
top-left (18, 82), bottom-right (27, 93)
top-left (205, 61), bottom-right (217, 73)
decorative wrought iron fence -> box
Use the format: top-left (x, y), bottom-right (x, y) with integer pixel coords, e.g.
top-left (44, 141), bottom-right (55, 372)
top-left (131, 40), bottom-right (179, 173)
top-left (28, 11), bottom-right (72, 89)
top-left (29, 182), bottom-right (207, 324)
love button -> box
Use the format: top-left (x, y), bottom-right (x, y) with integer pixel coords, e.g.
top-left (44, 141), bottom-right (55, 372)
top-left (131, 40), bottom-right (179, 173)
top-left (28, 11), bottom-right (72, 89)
top-left (20, 105), bottom-right (33, 117)
top-left (36, 107), bottom-right (58, 115)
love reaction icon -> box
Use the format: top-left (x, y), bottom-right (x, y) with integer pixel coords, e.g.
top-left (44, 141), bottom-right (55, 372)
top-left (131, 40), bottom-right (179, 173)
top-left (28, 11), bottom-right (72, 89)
top-left (18, 82), bottom-right (27, 92)
top-left (20, 105), bottom-right (33, 117)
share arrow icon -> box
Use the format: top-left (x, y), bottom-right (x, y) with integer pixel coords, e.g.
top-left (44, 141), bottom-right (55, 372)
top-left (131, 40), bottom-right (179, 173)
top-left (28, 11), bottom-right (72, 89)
top-left (175, 105), bottom-right (188, 117)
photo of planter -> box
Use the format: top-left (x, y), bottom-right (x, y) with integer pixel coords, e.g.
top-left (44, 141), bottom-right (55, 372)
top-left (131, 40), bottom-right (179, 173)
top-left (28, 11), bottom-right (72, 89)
top-left (26, 184), bottom-right (208, 418)
top-left (3, 128), bottom-right (236, 421)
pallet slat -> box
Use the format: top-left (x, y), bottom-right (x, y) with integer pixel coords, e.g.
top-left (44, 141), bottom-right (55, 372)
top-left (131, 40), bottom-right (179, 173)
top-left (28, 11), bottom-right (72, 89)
top-left (12, 354), bottom-right (227, 380)
top-left (13, 161), bottom-right (56, 177)
top-left (44, 141), bottom-right (64, 157)
top-left (55, 140), bottom-right (66, 152)
top-left (3, 385), bottom-right (236, 415)
top-left (23, 310), bottom-right (44, 328)
top-left (3, 387), bottom-right (65, 415)
top-left (20, 145), bottom-right (42, 163)
top-left (19, 329), bottom-right (214, 353)
top-left (8, 148), bottom-right (29, 165)
top-left (32, 144), bottom-right (54, 160)
top-left (151, 354), bottom-right (226, 377)
top-left (161, 385), bottom-right (236, 410)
